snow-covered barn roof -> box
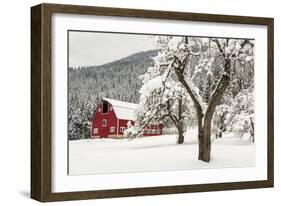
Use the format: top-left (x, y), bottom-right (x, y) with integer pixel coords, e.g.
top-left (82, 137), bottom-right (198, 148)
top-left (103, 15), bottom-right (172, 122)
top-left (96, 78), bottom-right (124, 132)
top-left (103, 98), bottom-right (139, 121)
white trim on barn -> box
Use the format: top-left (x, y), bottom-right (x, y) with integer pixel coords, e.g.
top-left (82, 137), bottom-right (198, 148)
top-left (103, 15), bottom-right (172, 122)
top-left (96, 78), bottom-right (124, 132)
top-left (117, 119), bottom-right (119, 135)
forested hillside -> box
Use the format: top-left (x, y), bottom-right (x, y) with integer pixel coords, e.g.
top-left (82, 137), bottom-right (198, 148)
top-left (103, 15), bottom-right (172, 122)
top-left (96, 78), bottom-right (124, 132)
top-left (68, 50), bottom-right (158, 140)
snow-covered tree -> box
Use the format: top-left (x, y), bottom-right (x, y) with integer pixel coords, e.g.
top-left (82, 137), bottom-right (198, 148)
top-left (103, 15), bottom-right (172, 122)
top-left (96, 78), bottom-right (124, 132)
top-left (124, 61), bottom-right (194, 144)
top-left (229, 87), bottom-right (254, 142)
top-left (68, 101), bottom-right (93, 140)
top-left (133, 36), bottom-right (254, 162)
top-left (159, 83), bottom-right (194, 144)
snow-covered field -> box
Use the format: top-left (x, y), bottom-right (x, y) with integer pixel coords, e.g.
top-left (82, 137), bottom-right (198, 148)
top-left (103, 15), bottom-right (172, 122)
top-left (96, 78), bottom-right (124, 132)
top-left (69, 129), bottom-right (255, 175)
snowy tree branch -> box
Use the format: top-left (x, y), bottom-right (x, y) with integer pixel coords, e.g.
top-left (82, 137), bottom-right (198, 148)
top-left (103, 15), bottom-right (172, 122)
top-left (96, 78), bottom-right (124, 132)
top-left (241, 39), bottom-right (254, 48)
top-left (212, 38), bottom-right (226, 58)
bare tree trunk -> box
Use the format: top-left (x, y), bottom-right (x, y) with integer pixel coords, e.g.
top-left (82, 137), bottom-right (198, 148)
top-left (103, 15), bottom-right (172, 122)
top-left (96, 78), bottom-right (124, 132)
top-left (201, 113), bottom-right (213, 162)
top-left (177, 98), bottom-right (184, 144)
top-left (177, 125), bottom-right (184, 144)
top-left (216, 114), bottom-right (225, 138)
top-left (166, 98), bottom-right (185, 144)
top-left (199, 58), bottom-right (231, 162)
top-left (250, 117), bottom-right (254, 143)
top-left (197, 112), bottom-right (205, 160)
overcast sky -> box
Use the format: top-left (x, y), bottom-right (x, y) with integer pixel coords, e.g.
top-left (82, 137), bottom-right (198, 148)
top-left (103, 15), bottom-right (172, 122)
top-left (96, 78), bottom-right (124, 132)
top-left (69, 31), bottom-right (157, 67)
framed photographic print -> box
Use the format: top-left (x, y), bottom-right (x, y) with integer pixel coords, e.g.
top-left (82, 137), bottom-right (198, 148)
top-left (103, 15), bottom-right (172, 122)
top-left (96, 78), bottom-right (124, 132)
top-left (31, 3), bottom-right (274, 202)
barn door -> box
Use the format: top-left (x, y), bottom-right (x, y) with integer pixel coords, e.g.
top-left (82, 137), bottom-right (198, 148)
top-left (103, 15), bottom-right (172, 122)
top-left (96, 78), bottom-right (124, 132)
top-left (100, 127), bottom-right (109, 138)
top-left (100, 119), bottom-right (109, 138)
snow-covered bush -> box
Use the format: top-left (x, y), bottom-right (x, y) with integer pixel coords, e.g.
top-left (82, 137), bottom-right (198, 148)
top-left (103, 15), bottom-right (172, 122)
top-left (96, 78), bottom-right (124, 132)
top-left (229, 88), bottom-right (254, 141)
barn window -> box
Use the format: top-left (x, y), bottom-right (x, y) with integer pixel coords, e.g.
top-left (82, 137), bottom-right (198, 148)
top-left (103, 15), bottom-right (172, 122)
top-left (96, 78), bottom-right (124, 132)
top-left (120, 127), bottom-right (126, 133)
top-left (93, 128), bottom-right (98, 134)
top-left (102, 101), bottom-right (108, 113)
top-left (110, 127), bottom-right (115, 133)
top-left (102, 119), bottom-right (107, 127)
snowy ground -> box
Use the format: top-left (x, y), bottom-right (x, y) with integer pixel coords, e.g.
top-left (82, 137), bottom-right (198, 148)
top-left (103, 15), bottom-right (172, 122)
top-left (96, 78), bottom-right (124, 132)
top-left (69, 129), bottom-right (255, 175)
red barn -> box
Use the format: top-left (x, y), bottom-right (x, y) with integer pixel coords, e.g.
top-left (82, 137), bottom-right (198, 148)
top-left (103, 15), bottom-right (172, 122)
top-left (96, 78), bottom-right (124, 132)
top-left (91, 98), bottom-right (163, 138)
